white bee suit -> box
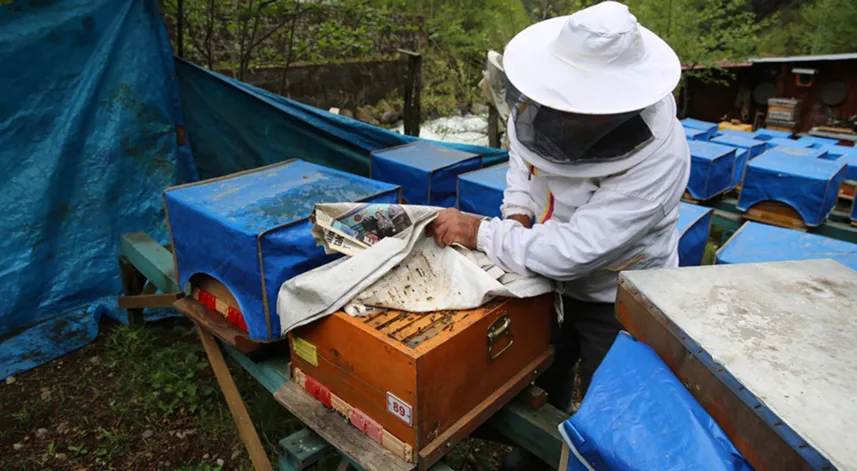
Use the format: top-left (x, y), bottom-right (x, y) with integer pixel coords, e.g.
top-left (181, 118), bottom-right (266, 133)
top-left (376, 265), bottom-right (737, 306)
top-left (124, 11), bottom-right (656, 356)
top-left (477, 95), bottom-right (691, 304)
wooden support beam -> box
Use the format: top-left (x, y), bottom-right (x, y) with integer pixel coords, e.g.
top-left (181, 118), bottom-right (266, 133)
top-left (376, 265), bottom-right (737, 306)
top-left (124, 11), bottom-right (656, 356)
top-left (118, 292), bottom-right (183, 310)
top-left (118, 256), bottom-right (147, 326)
top-left (487, 401), bottom-right (568, 470)
top-left (120, 232), bottom-right (181, 294)
top-left (195, 323), bottom-right (273, 471)
top-left (273, 381), bottom-right (415, 471)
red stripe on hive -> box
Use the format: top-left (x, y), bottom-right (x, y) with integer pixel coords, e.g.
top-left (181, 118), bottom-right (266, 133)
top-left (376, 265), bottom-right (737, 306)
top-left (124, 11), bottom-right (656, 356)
top-left (304, 375), bottom-right (332, 408)
top-left (198, 289), bottom-right (217, 310)
top-left (351, 408), bottom-right (384, 444)
top-left (226, 306), bottom-right (248, 332)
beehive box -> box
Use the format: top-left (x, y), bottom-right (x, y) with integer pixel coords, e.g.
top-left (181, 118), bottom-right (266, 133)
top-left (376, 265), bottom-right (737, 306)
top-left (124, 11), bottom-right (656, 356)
top-left (163, 160), bottom-right (400, 341)
top-left (616, 259), bottom-right (857, 471)
top-left (686, 141), bottom-right (737, 200)
top-left (288, 295), bottom-right (554, 469)
top-left (457, 163), bottom-right (509, 218)
top-left (684, 127), bottom-right (708, 141)
top-left (370, 141), bottom-right (482, 207)
top-left (752, 128), bottom-right (792, 141)
top-left (765, 137), bottom-right (812, 149)
top-left (677, 203), bottom-right (713, 267)
top-left (716, 221), bottom-right (857, 271)
top-left (711, 135), bottom-right (767, 188)
top-left (797, 135), bottom-right (840, 148)
top-left (763, 145), bottom-right (829, 160)
top-left (737, 150), bottom-right (846, 228)
top-left (681, 118), bottom-right (718, 141)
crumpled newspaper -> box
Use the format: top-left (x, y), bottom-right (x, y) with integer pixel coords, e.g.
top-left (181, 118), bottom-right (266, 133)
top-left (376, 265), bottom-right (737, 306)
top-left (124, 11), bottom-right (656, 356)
top-left (276, 203), bottom-right (553, 336)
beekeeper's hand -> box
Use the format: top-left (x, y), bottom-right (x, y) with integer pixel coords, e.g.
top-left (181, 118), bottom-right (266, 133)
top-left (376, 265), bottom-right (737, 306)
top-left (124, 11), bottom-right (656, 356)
top-left (429, 208), bottom-right (482, 249)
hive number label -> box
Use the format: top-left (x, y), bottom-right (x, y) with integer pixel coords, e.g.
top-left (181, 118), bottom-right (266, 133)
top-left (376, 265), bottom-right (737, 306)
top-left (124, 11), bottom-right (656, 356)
top-left (387, 392), bottom-right (413, 426)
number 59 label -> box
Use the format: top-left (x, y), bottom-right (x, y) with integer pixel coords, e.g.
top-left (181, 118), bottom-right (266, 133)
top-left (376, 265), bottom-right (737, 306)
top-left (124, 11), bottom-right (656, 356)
top-left (386, 392), bottom-right (413, 426)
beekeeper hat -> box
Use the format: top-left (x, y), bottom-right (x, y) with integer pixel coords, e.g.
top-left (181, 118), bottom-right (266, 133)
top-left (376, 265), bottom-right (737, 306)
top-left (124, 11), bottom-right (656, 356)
top-left (503, 1), bottom-right (681, 115)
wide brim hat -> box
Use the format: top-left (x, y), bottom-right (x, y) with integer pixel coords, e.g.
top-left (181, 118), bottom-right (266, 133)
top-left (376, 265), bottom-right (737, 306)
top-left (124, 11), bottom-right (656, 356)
top-left (504, 1), bottom-right (681, 115)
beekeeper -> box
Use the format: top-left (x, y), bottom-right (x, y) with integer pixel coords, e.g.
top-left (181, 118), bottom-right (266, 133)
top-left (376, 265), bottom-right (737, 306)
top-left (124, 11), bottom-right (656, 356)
top-left (431, 0), bottom-right (689, 427)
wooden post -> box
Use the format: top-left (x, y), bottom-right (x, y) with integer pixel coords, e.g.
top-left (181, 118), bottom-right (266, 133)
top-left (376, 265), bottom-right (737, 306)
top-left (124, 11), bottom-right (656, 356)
top-left (195, 323), bottom-right (273, 471)
top-left (176, 0), bottom-right (185, 58)
top-left (488, 105), bottom-right (501, 149)
top-left (398, 49), bottom-right (422, 137)
top-left (118, 256), bottom-right (146, 327)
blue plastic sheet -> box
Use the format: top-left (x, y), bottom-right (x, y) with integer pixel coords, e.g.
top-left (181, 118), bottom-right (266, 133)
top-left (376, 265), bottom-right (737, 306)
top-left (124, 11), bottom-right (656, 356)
top-left (681, 118), bottom-right (718, 140)
top-left (767, 137), bottom-right (813, 149)
top-left (560, 332), bottom-right (752, 471)
top-left (717, 222), bottom-right (857, 270)
top-left (798, 135), bottom-right (839, 148)
top-left (716, 129), bottom-right (754, 140)
top-left (686, 141), bottom-right (736, 200)
top-left (370, 141), bottom-right (481, 206)
top-left (677, 203), bottom-right (713, 267)
top-left (752, 128), bottom-right (792, 141)
top-left (684, 128), bottom-right (708, 141)
top-left (711, 136), bottom-right (766, 188)
top-left (817, 145), bottom-right (857, 180)
top-left (175, 60), bottom-right (508, 180)
top-left (762, 146), bottom-right (828, 160)
top-left (0, 0), bottom-right (194, 379)
top-left (164, 160), bottom-right (399, 340)
top-left (457, 163), bottom-right (509, 218)
top-left (737, 151), bottom-right (847, 226)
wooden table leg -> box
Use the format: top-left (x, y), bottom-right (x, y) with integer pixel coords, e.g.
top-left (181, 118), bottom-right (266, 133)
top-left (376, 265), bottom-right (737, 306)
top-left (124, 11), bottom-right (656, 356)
top-left (119, 256), bottom-right (147, 327)
top-left (195, 323), bottom-right (273, 471)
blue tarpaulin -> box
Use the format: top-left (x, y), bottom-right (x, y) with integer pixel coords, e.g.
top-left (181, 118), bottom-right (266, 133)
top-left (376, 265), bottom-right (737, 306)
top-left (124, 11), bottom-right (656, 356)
top-left (164, 160), bottom-right (399, 341)
top-left (752, 128), bottom-right (792, 141)
top-left (717, 221), bottom-right (857, 270)
top-left (677, 203), bottom-right (713, 267)
top-left (686, 141), bottom-right (736, 200)
top-left (560, 332), bottom-right (752, 471)
top-left (681, 118), bottom-right (718, 140)
top-left (817, 145), bottom-right (857, 180)
top-left (766, 137), bottom-right (812, 149)
top-left (798, 135), bottom-right (839, 148)
top-left (711, 135), bottom-right (767, 188)
top-left (175, 59), bottom-right (508, 180)
top-left (0, 0), bottom-right (195, 379)
top-left (763, 146), bottom-right (828, 160)
top-left (737, 151), bottom-right (846, 227)
top-left (370, 141), bottom-right (481, 206)
top-left (684, 128), bottom-right (708, 141)
top-left (457, 163), bottom-right (510, 218)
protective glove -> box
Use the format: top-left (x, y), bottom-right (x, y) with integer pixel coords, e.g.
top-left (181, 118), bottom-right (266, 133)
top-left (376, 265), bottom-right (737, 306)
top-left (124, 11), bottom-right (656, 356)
top-left (429, 208), bottom-right (483, 249)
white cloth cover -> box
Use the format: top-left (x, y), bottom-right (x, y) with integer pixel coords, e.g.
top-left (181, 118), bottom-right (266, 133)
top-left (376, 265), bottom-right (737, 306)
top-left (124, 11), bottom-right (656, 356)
top-left (277, 204), bottom-right (553, 336)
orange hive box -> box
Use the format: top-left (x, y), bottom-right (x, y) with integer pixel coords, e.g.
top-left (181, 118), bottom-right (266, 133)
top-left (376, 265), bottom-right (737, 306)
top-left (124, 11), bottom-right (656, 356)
top-left (288, 295), bottom-right (554, 470)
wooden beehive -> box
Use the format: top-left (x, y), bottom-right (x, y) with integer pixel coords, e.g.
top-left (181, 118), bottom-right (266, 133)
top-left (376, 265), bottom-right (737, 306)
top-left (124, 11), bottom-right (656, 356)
top-left (288, 295), bottom-right (554, 470)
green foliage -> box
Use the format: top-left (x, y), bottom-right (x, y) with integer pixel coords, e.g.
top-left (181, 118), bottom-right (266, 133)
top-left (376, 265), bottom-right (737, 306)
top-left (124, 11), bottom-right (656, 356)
top-left (764, 0), bottom-right (857, 55)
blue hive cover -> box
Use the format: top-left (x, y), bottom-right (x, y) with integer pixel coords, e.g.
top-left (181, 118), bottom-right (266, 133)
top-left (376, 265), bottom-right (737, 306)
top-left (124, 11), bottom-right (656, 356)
top-left (711, 136), bottom-right (766, 187)
top-left (798, 135), bottom-right (840, 148)
top-left (457, 163), bottom-right (509, 218)
top-left (716, 129), bottom-right (754, 140)
top-left (767, 137), bottom-right (813, 149)
top-left (817, 145), bottom-right (857, 181)
top-left (737, 150), bottom-right (846, 226)
top-left (681, 118), bottom-right (718, 139)
top-left (371, 141), bottom-right (482, 207)
top-left (560, 332), bottom-right (752, 471)
top-left (164, 159), bottom-right (400, 340)
top-left (684, 127), bottom-right (708, 141)
top-left (752, 128), bottom-right (792, 141)
top-left (677, 203), bottom-right (713, 267)
top-left (717, 222), bottom-right (857, 270)
top-left (686, 141), bottom-right (737, 199)
top-left (763, 146), bottom-right (828, 160)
